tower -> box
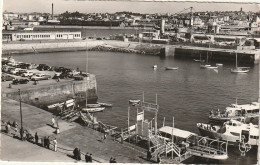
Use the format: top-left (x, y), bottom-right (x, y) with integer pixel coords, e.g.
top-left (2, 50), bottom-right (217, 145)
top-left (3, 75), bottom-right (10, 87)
top-left (52, 3), bottom-right (54, 20)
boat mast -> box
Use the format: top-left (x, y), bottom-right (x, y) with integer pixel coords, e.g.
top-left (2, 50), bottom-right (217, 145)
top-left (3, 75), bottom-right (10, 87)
top-left (85, 40), bottom-right (88, 107)
top-left (236, 51), bottom-right (238, 69)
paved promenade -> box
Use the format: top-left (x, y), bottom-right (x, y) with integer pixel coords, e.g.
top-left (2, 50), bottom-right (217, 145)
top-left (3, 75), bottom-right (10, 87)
top-left (1, 98), bottom-right (149, 163)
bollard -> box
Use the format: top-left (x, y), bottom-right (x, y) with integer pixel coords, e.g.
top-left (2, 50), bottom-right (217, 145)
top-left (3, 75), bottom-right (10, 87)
top-left (9, 83), bottom-right (12, 88)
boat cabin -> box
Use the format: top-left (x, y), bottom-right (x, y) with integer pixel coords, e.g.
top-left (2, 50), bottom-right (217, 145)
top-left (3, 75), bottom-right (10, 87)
top-left (158, 126), bottom-right (196, 143)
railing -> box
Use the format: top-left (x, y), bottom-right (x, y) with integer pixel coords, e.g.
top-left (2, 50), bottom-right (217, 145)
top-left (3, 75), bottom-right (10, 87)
top-left (174, 151), bottom-right (192, 162)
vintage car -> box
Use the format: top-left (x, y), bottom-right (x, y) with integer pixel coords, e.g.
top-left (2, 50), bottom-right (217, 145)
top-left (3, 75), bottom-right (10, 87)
top-left (31, 74), bottom-right (51, 81)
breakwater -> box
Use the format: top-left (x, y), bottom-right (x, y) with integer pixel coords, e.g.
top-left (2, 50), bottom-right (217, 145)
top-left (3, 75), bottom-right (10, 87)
top-left (3, 40), bottom-right (260, 64)
top-left (2, 75), bottom-right (97, 109)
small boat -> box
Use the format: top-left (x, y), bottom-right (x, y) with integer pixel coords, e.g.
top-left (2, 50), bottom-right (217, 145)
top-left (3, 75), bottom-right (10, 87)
top-left (206, 66), bottom-right (218, 69)
top-left (165, 67), bottom-right (179, 70)
top-left (87, 104), bottom-right (101, 108)
top-left (194, 54), bottom-right (205, 62)
top-left (97, 102), bottom-right (113, 107)
top-left (82, 107), bottom-right (105, 113)
top-left (231, 67), bottom-right (250, 73)
top-left (231, 52), bottom-right (250, 73)
top-left (129, 99), bottom-right (140, 104)
top-left (209, 101), bottom-right (259, 123)
top-left (200, 64), bottom-right (211, 69)
top-left (216, 63), bottom-right (223, 66)
top-left (197, 119), bottom-right (259, 148)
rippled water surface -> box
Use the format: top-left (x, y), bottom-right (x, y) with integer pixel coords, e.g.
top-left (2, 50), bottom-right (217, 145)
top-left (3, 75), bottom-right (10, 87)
top-left (9, 50), bottom-right (259, 164)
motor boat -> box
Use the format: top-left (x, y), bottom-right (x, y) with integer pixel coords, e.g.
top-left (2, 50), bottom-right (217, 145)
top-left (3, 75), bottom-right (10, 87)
top-left (165, 67), bottom-right (179, 70)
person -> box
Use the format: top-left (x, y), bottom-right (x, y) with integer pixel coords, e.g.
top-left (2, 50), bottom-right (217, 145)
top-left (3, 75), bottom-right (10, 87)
top-left (56, 127), bottom-right (60, 134)
top-left (73, 147), bottom-right (79, 160)
top-left (157, 154), bottom-right (160, 163)
top-left (109, 157), bottom-right (113, 163)
top-left (51, 117), bottom-right (55, 128)
top-left (5, 124), bottom-right (10, 134)
top-left (89, 154), bottom-right (92, 163)
top-left (35, 132), bottom-right (39, 144)
top-left (78, 148), bottom-right (81, 160)
top-left (113, 158), bottom-right (116, 163)
top-left (53, 138), bottom-right (57, 152)
top-left (47, 136), bottom-right (50, 149)
top-left (85, 153), bottom-right (89, 162)
top-left (147, 150), bottom-right (151, 161)
top-left (20, 128), bottom-right (24, 141)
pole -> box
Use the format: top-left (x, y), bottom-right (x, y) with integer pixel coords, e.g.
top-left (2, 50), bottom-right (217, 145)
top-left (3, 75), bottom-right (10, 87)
top-left (172, 116), bottom-right (174, 159)
top-left (19, 89), bottom-right (23, 138)
top-left (143, 91), bottom-right (144, 102)
top-left (128, 106), bottom-right (130, 142)
top-left (163, 117), bottom-right (165, 127)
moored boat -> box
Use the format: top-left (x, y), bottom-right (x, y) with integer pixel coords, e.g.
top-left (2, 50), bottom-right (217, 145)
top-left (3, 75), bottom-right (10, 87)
top-left (82, 107), bottom-right (105, 113)
top-left (97, 102), bottom-right (113, 107)
top-left (165, 67), bottom-right (179, 70)
top-left (209, 102), bottom-right (259, 123)
top-left (197, 120), bottom-right (259, 148)
top-left (129, 99), bottom-right (141, 104)
top-left (87, 104), bottom-right (101, 108)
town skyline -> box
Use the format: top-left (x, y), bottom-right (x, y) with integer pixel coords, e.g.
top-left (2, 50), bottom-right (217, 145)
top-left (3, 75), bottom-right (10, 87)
top-left (3, 0), bottom-right (260, 14)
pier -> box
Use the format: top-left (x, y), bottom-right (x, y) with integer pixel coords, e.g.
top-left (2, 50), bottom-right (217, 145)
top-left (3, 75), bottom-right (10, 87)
top-left (3, 40), bottom-right (260, 64)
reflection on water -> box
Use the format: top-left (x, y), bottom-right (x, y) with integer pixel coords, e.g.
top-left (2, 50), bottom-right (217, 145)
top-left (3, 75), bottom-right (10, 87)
top-left (9, 50), bottom-right (259, 164)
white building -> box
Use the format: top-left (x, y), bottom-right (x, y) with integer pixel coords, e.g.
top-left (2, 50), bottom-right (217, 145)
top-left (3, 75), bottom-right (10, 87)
top-left (2, 31), bottom-right (82, 41)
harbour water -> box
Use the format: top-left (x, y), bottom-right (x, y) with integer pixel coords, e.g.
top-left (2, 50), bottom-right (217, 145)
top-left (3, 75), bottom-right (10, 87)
top-left (8, 50), bottom-right (259, 164)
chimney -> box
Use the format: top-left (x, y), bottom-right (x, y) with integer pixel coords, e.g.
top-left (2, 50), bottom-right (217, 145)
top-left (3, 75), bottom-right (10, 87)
top-left (52, 3), bottom-right (54, 20)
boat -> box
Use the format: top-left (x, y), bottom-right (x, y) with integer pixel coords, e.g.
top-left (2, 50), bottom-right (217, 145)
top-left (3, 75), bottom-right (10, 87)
top-left (82, 107), bottom-right (105, 113)
top-left (165, 67), bottom-right (179, 70)
top-left (129, 99), bottom-right (141, 104)
top-left (87, 104), bottom-right (101, 108)
top-left (157, 126), bottom-right (228, 160)
top-left (209, 101), bottom-right (259, 123)
top-left (216, 63), bottom-right (223, 66)
top-left (153, 65), bottom-right (157, 69)
top-left (200, 53), bottom-right (218, 69)
top-left (97, 102), bottom-right (113, 107)
top-left (230, 52), bottom-right (250, 73)
top-left (194, 54), bottom-right (205, 63)
top-left (197, 119), bottom-right (259, 148)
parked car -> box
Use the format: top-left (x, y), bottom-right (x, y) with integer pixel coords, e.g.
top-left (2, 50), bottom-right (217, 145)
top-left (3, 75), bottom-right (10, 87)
top-left (16, 69), bottom-right (28, 76)
top-left (10, 68), bottom-right (22, 75)
top-left (12, 79), bottom-right (29, 85)
top-left (21, 71), bottom-right (35, 77)
top-left (31, 74), bottom-right (51, 81)
top-left (2, 74), bottom-right (15, 81)
top-left (74, 75), bottom-right (84, 81)
top-left (37, 64), bottom-right (50, 71)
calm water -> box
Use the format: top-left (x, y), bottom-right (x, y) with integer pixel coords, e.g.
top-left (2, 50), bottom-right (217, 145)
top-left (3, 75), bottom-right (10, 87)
top-left (9, 51), bottom-right (259, 164)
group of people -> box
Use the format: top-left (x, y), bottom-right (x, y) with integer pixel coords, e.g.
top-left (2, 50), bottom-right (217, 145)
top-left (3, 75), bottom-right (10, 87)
top-left (109, 157), bottom-right (117, 163)
top-left (85, 153), bottom-right (93, 162)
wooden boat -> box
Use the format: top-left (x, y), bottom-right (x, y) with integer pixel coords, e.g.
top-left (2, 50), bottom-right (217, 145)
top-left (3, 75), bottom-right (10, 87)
top-left (97, 102), bottom-right (113, 107)
top-left (82, 107), bottom-right (105, 113)
top-left (216, 63), bottom-right (223, 66)
top-left (129, 99), bottom-right (141, 104)
top-left (230, 52), bottom-right (250, 73)
top-left (87, 104), bottom-right (101, 108)
top-left (165, 67), bottom-right (179, 70)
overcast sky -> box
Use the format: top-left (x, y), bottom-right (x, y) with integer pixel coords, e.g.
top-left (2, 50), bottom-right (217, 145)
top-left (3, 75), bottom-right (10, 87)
top-left (3, 0), bottom-right (260, 14)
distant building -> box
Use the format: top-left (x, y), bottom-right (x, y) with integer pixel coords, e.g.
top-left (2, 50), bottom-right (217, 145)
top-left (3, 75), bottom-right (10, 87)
top-left (2, 31), bottom-right (82, 41)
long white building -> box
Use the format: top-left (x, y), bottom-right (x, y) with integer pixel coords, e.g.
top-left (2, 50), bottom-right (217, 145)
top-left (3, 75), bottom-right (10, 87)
top-left (2, 31), bottom-right (82, 41)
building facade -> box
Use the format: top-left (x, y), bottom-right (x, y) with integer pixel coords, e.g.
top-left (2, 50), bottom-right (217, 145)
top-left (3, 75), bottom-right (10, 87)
top-left (2, 31), bottom-right (82, 41)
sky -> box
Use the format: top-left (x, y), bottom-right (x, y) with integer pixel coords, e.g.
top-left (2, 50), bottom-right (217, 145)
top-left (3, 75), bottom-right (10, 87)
top-left (3, 0), bottom-right (260, 14)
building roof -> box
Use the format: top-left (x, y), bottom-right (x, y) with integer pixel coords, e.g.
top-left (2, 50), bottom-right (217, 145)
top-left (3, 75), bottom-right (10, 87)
top-left (159, 126), bottom-right (196, 139)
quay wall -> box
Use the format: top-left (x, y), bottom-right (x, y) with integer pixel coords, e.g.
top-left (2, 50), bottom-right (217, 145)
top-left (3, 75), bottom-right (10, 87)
top-left (2, 75), bottom-right (97, 108)
top-left (2, 40), bottom-right (259, 64)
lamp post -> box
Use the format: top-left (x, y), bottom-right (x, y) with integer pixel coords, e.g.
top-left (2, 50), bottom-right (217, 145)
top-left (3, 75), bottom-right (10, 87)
top-left (18, 89), bottom-right (23, 138)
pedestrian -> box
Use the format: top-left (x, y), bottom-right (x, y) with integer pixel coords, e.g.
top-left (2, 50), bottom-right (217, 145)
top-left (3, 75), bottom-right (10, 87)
top-left (109, 157), bottom-right (113, 163)
top-left (5, 124), bottom-right (9, 134)
top-left (47, 136), bottom-right (50, 149)
top-left (157, 154), bottom-right (161, 163)
top-left (53, 138), bottom-right (57, 152)
top-left (85, 152), bottom-right (89, 162)
top-left (56, 127), bottom-right (60, 134)
top-left (20, 128), bottom-right (24, 141)
top-left (51, 117), bottom-right (55, 128)
top-left (89, 154), bottom-right (92, 163)
top-left (35, 132), bottom-right (39, 144)
top-left (43, 136), bottom-right (47, 147)
top-left (73, 147), bottom-right (79, 160)
top-left (113, 158), bottom-right (116, 163)
top-left (78, 148), bottom-right (81, 160)
top-left (147, 149), bottom-right (151, 161)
